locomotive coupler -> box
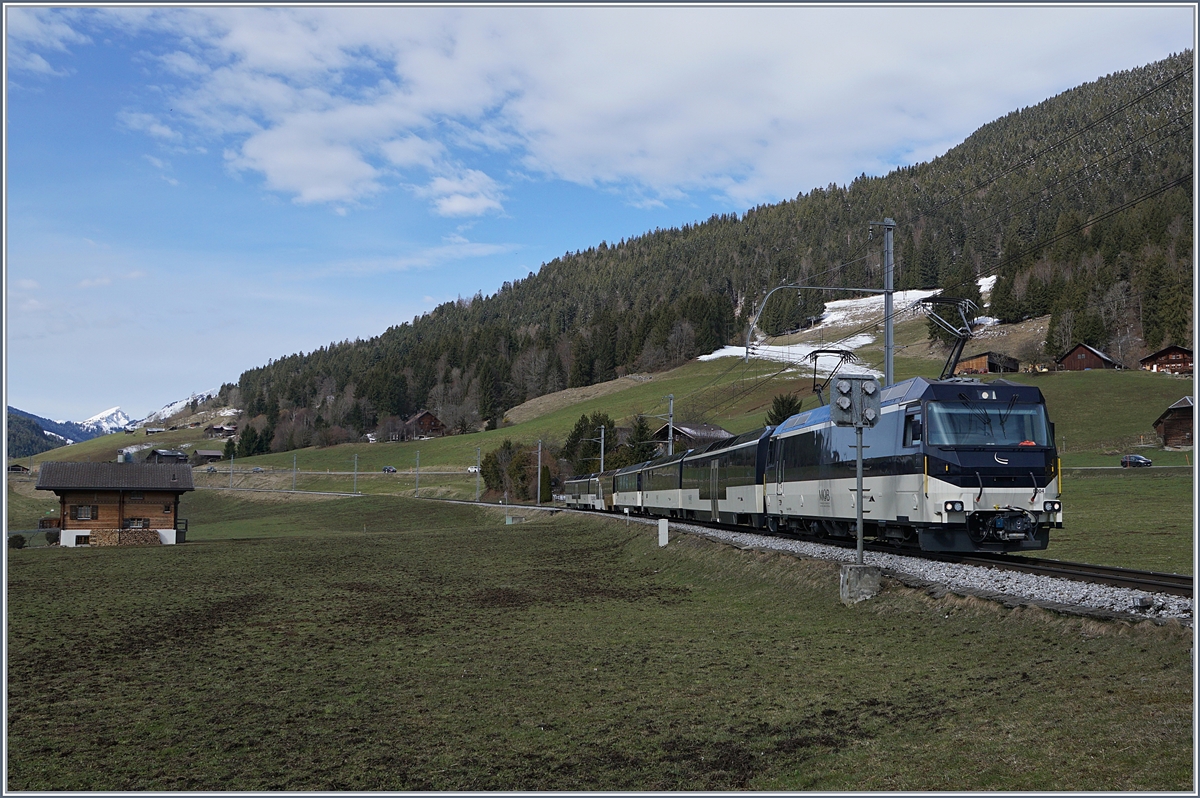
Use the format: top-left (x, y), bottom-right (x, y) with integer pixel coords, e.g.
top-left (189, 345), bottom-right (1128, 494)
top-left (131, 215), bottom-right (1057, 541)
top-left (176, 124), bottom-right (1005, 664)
top-left (968, 507), bottom-right (1037, 542)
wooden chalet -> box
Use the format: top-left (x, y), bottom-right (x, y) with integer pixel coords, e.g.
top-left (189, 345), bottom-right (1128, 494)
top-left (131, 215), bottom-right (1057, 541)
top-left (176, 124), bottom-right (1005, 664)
top-left (1056, 343), bottom-right (1120, 371)
top-left (191, 449), bottom-right (225, 465)
top-left (1139, 345), bottom-right (1193, 375)
top-left (405, 410), bottom-right (446, 440)
top-left (954, 351), bottom-right (1020, 376)
top-left (1153, 396), bottom-right (1194, 448)
top-left (204, 424), bottom-right (238, 438)
top-left (36, 462), bottom-right (194, 547)
top-left (145, 449), bottom-right (190, 464)
top-left (7, 463), bottom-right (30, 474)
top-left (652, 422), bottom-right (731, 453)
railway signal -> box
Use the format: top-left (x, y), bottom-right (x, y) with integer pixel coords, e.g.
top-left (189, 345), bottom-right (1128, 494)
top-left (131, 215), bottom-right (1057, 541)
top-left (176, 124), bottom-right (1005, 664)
top-left (830, 374), bottom-right (882, 565)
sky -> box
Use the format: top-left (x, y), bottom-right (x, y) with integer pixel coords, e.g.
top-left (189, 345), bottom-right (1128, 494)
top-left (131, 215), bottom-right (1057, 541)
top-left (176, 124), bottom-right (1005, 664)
top-left (4, 3), bottom-right (1194, 423)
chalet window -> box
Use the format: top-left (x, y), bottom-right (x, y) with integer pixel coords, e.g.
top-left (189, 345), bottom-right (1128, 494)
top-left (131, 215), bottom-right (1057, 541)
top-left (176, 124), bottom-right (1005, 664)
top-left (125, 518), bottom-right (148, 529)
top-left (163, 504), bottom-right (172, 513)
top-left (1077, 353), bottom-right (1085, 360)
top-left (70, 505), bottom-right (98, 521)
top-left (129, 492), bottom-right (143, 501)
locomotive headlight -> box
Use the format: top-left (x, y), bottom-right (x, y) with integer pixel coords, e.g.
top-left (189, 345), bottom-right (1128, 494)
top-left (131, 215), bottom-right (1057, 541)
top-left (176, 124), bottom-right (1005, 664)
top-left (944, 501), bottom-right (964, 513)
top-left (1043, 501), bottom-right (1061, 513)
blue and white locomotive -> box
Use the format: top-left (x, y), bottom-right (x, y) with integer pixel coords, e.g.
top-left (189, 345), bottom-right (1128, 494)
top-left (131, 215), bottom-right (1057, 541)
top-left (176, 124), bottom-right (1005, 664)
top-left (564, 375), bottom-right (1062, 553)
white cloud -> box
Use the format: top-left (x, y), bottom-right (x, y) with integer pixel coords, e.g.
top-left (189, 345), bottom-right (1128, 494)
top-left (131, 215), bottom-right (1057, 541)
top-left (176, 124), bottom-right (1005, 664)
top-left (119, 111), bottom-right (181, 141)
top-left (15, 279), bottom-right (40, 290)
top-left (6, 7), bottom-right (91, 74)
top-left (78, 276), bottom-right (113, 288)
top-left (414, 170), bottom-right (504, 217)
top-left (15, 6), bottom-right (1193, 210)
top-left (323, 236), bottom-right (517, 276)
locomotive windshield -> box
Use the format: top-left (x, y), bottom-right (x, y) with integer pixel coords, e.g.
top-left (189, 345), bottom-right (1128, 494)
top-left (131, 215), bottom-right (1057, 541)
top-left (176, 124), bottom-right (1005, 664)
top-left (925, 399), bottom-right (1051, 447)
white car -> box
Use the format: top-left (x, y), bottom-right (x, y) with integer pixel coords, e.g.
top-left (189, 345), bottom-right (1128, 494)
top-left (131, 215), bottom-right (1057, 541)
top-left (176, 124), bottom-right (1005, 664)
top-left (467, 465), bottom-right (481, 473)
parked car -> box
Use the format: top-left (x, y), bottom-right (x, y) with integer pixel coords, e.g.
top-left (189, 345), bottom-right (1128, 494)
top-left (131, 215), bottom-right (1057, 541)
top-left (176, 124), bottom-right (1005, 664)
top-left (205, 466), bottom-right (217, 473)
top-left (251, 467), bottom-right (265, 473)
top-left (467, 465), bottom-right (481, 474)
top-left (382, 466), bottom-right (397, 473)
top-left (1120, 454), bottom-right (1153, 468)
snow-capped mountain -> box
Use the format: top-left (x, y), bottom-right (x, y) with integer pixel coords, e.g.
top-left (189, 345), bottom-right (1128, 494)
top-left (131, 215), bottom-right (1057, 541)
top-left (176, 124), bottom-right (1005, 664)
top-left (79, 406), bottom-right (133, 435)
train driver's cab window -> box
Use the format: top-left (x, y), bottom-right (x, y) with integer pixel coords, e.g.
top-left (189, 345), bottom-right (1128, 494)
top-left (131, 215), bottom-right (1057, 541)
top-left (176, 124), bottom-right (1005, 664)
top-left (903, 414), bottom-right (923, 447)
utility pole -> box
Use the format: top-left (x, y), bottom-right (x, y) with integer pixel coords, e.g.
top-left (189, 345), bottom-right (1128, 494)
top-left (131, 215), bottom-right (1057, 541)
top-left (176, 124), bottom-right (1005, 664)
top-left (476, 446), bottom-right (481, 501)
top-left (881, 218), bottom-right (895, 387)
top-left (415, 450), bottom-right (420, 496)
top-left (353, 454), bottom-right (358, 494)
top-left (537, 440), bottom-right (542, 505)
top-left (230, 452), bottom-right (234, 489)
top-left (667, 394), bottom-right (674, 456)
top-left (292, 453), bottom-right (296, 491)
top-left (599, 426), bottom-right (605, 472)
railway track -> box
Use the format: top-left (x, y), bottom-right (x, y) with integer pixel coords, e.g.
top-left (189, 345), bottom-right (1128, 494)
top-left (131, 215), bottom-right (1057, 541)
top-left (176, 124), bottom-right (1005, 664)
top-left (656, 515), bottom-right (1195, 599)
top-left (924, 552), bottom-right (1194, 598)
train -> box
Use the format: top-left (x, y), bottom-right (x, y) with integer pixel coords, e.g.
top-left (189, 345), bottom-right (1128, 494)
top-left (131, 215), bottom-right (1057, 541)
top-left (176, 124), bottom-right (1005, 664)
top-left (564, 375), bottom-right (1062, 553)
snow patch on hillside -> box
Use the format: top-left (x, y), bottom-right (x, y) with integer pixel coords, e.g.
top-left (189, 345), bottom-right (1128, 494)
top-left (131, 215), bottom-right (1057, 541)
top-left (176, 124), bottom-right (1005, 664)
top-left (701, 335), bottom-right (882, 376)
top-left (700, 289), bottom-right (939, 375)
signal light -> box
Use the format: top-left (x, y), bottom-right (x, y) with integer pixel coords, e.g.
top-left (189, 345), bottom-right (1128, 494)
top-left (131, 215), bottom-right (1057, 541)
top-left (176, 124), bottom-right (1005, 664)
top-left (944, 501), bottom-right (964, 512)
top-left (1043, 501), bottom-right (1061, 513)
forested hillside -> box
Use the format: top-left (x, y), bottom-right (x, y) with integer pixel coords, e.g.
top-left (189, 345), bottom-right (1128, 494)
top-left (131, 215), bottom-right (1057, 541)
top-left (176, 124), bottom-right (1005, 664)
top-left (7, 413), bottom-right (63, 459)
top-left (231, 51), bottom-right (1192, 452)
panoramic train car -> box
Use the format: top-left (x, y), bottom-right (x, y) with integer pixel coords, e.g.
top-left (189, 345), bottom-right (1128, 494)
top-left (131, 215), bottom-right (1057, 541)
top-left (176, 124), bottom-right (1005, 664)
top-left (678, 427), bottom-right (774, 525)
top-left (635, 450), bottom-right (690, 517)
top-left (612, 462), bottom-right (649, 513)
top-left (563, 471), bottom-right (616, 511)
top-left (765, 376), bottom-right (1061, 552)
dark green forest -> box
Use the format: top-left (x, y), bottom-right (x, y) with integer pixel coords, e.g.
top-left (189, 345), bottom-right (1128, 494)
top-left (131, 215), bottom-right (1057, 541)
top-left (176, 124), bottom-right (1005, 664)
top-left (7, 413), bottom-right (63, 459)
top-left (229, 51), bottom-right (1192, 452)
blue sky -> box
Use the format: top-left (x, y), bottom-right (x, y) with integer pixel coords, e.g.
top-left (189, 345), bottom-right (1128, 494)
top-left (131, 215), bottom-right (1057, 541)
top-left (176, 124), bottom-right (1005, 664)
top-left (4, 4), bottom-right (1193, 423)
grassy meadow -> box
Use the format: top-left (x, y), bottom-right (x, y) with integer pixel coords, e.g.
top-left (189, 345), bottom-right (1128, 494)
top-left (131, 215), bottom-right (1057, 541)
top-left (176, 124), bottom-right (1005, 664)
top-left (6, 498), bottom-right (1192, 791)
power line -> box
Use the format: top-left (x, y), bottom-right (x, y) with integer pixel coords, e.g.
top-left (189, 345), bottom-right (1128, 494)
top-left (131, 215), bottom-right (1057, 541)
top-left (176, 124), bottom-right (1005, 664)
top-left (917, 65), bottom-right (1193, 220)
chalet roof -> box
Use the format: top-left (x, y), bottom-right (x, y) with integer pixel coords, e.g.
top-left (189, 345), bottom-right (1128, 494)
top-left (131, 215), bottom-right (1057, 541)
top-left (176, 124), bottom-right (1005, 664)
top-left (1153, 396), bottom-right (1194, 427)
top-left (1139, 345), bottom-right (1193, 364)
top-left (194, 450), bottom-right (224, 457)
top-left (37, 462), bottom-right (195, 493)
top-left (1056, 343), bottom-right (1119, 366)
top-left (405, 410), bottom-right (443, 425)
top-left (652, 422), bottom-right (731, 442)
top-left (150, 449), bottom-right (188, 457)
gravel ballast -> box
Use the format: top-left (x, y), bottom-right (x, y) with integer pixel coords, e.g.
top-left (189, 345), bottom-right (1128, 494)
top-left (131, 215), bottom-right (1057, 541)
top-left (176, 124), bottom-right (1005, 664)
top-left (668, 521), bottom-right (1193, 625)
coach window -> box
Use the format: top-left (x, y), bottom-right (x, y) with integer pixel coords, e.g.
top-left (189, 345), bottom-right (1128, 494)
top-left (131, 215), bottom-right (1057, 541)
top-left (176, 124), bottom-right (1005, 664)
top-left (903, 414), bottom-right (923, 447)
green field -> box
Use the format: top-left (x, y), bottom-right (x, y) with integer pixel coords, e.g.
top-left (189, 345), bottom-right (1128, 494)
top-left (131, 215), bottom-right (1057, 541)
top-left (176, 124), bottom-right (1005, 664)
top-left (8, 459), bottom-right (1192, 574)
top-left (7, 500), bottom-right (1192, 791)
top-left (1048, 469), bottom-right (1194, 573)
